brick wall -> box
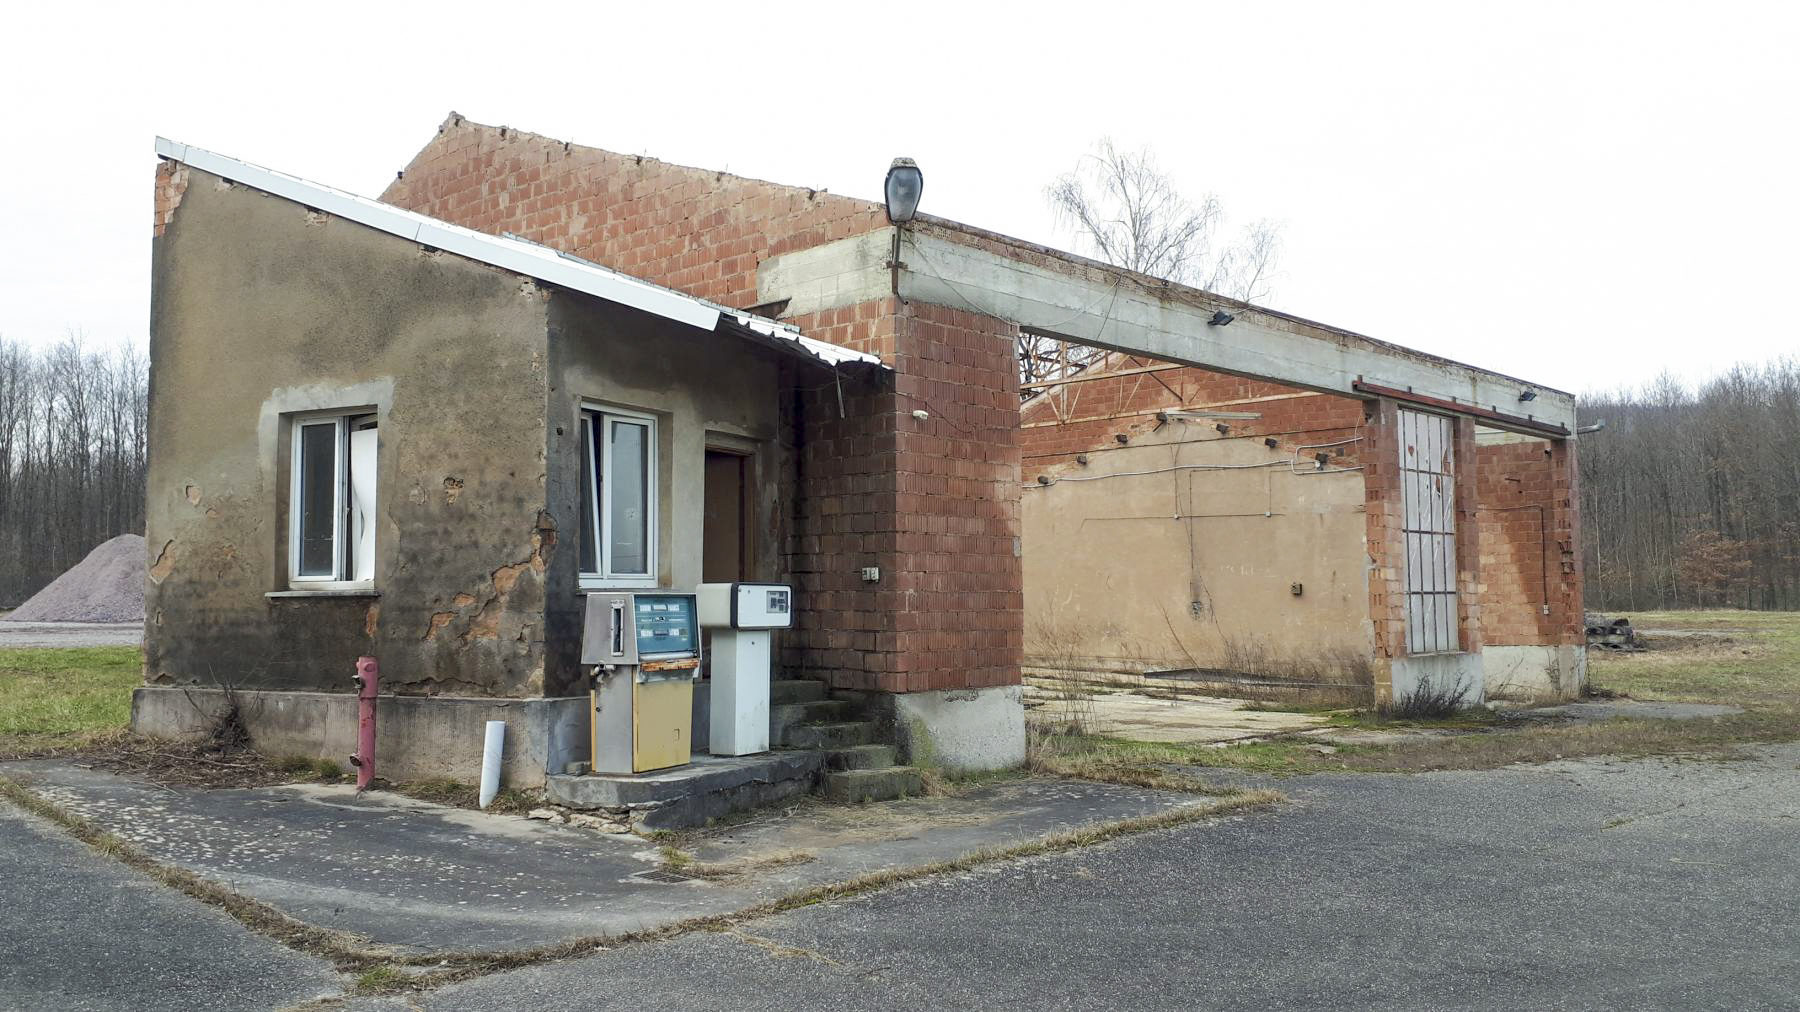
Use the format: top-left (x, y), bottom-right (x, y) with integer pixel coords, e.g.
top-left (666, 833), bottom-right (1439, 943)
top-left (890, 303), bottom-right (1022, 691)
top-left (382, 114), bottom-right (887, 309)
top-left (1476, 438), bottom-right (1583, 648)
top-left (153, 161), bottom-right (188, 237)
top-left (776, 300), bottom-right (1021, 692)
top-left (1020, 356), bottom-right (1365, 474)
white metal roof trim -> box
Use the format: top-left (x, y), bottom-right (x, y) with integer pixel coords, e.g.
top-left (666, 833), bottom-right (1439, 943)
top-left (153, 137), bottom-right (883, 370)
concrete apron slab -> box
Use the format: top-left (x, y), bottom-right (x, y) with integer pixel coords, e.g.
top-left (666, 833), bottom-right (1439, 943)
top-left (1025, 686), bottom-right (1331, 744)
top-left (0, 760), bottom-right (1216, 956)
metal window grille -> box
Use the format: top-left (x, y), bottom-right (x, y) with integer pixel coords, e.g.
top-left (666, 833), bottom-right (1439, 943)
top-left (1400, 409), bottom-right (1459, 654)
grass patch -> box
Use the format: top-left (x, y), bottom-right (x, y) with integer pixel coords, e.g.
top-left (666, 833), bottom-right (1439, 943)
top-left (0, 646), bottom-right (141, 752)
top-left (1588, 609), bottom-right (1799, 707)
top-left (658, 845), bottom-right (816, 881)
top-left (353, 966), bottom-right (409, 995)
top-left (381, 777), bottom-right (542, 815)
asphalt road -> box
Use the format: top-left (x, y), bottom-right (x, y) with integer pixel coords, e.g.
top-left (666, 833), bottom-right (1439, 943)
top-left (6, 747), bottom-right (1799, 1010)
top-left (0, 621), bottom-right (142, 648)
top-left (421, 747), bottom-right (1800, 1012)
top-left (0, 803), bottom-right (341, 1011)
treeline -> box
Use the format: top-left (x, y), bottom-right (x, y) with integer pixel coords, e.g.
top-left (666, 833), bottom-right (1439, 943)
top-left (1578, 358), bottom-right (1800, 612)
top-left (0, 336), bottom-right (148, 608)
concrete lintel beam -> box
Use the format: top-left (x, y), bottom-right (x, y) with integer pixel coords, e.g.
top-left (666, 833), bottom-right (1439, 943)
top-left (759, 229), bottom-right (1577, 435)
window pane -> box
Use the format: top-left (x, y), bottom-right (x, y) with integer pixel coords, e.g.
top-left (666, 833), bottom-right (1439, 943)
top-left (609, 420), bottom-right (649, 576)
top-left (297, 422), bottom-right (338, 577)
top-left (578, 416), bottom-right (598, 574)
top-left (347, 422), bottom-right (377, 582)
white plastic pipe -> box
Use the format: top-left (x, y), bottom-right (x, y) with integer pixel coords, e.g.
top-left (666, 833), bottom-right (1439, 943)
top-left (479, 720), bottom-right (505, 808)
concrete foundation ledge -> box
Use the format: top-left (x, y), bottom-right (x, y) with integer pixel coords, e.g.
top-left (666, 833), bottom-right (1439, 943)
top-left (843, 684), bottom-right (1027, 771)
top-left (1388, 653), bottom-right (1486, 707)
top-left (130, 686), bottom-right (587, 788)
top-left (1484, 644), bottom-right (1587, 701)
top-left (547, 751), bottom-right (822, 830)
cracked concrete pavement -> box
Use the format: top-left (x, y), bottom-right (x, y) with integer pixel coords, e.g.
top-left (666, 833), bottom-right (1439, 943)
top-left (0, 760), bottom-right (1222, 953)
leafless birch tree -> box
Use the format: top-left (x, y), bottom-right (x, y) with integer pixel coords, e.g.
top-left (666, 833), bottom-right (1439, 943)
top-left (1023, 139), bottom-right (1282, 395)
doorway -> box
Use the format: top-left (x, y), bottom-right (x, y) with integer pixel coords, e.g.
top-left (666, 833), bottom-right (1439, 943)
top-left (702, 447), bottom-right (753, 683)
top-left (703, 448), bottom-right (752, 583)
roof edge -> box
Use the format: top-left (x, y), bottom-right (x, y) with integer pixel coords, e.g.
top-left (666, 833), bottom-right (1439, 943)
top-left (153, 137), bottom-right (882, 371)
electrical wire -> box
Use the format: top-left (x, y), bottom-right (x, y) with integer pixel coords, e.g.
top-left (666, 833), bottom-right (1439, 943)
top-left (1025, 435), bottom-right (1367, 489)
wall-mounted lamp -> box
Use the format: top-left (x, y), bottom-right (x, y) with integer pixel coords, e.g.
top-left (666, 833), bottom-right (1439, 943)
top-left (884, 158), bottom-right (923, 224)
top-left (1208, 310), bottom-right (1235, 327)
top-left (1518, 388), bottom-right (1538, 402)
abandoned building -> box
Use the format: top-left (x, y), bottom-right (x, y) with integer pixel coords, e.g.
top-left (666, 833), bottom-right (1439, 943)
top-left (1019, 353), bottom-right (1583, 702)
top-left (137, 116), bottom-right (1583, 812)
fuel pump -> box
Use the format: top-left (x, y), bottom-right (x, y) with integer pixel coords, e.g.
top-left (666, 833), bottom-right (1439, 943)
top-left (579, 591), bottom-right (700, 774)
top-left (696, 582), bottom-right (793, 756)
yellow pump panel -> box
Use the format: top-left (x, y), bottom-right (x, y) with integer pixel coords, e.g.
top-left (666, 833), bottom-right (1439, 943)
top-left (633, 677), bottom-right (693, 772)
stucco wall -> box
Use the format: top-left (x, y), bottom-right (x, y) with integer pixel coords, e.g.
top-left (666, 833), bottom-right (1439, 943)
top-left (145, 167), bottom-right (554, 697)
top-left (1021, 420), bottom-right (1372, 676)
top-left (539, 296), bottom-right (787, 693)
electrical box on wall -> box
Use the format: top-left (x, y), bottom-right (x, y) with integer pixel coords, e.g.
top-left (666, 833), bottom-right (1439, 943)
top-left (697, 582), bottom-right (794, 631)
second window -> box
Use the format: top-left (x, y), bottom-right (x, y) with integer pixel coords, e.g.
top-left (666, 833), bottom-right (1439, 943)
top-left (579, 408), bottom-right (656, 585)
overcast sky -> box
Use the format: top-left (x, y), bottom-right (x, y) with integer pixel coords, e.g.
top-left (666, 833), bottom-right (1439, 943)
top-left (2, 1), bottom-right (1793, 396)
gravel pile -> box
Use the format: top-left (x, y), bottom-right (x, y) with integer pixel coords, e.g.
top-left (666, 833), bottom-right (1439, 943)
top-left (4, 533), bottom-right (146, 623)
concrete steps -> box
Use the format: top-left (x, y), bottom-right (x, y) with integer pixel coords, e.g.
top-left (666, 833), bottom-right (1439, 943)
top-left (783, 720), bottom-right (875, 750)
top-left (769, 677), bottom-right (922, 805)
top-left (768, 699), bottom-right (852, 744)
top-left (825, 743), bottom-right (896, 770)
top-left (770, 679), bottom-right (828, 705)
top-left (821, 766), bottom-right (924, 804)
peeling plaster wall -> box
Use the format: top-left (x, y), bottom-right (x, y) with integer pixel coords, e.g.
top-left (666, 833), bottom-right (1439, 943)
top-left (146, 166), bottom-right (553, 697)
top-left (540, 296), bottom-right (786, 694)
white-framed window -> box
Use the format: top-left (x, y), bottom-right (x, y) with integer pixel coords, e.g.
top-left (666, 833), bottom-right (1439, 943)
top-left (289, 412), bottom-right (378, 588)
top-left (578, 407), bottom-right (657, 588)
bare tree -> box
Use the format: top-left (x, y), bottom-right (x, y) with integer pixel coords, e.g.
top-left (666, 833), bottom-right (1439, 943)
top-left (0, 334), bottom-right (148, 608)
top-left (1579, 356), bottom-right (1800, 612)
top-left (1024, 139), bottom-right (1282, 397)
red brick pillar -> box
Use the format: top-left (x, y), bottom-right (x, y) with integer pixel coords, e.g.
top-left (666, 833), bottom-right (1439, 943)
top-left (779, 298), bottom-right (1023, 697)
top-left (1451, 416), bottom-right (1484, 657)
top-left (889, 302), bottom-right (1023, 693)
top-left (1548, 438), bottom-right (1584, 648)
top-left (1361, 400), bottom-right (1404, 700)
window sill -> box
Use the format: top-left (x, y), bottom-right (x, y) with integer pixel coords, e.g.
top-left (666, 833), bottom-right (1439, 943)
top-left (266, 588), bottom-right (380, 599)
top-left (578, 581), bottom-right (659, 593)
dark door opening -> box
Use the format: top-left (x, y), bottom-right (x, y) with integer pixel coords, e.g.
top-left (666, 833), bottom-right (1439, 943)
top-left (702, 449), bottom-right (752, 681)
top-left (703, 449), bottom-right (750, 583)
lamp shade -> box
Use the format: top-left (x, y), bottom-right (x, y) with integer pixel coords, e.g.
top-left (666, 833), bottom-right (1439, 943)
top-left (884, 157), bottom-right (923, 224)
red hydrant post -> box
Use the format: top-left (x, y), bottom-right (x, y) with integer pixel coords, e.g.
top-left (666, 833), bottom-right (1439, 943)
top-left (351, 656), bottom-right (379, 791)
